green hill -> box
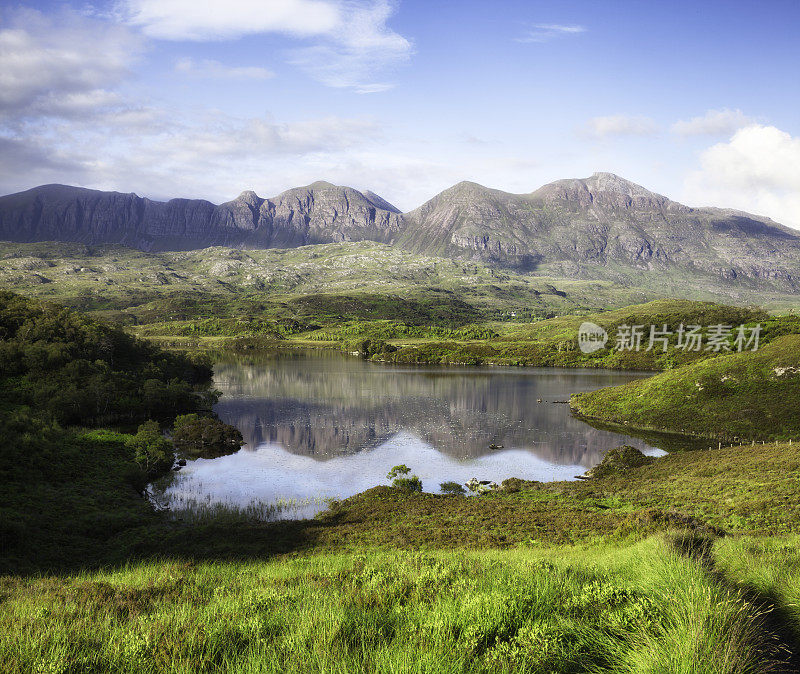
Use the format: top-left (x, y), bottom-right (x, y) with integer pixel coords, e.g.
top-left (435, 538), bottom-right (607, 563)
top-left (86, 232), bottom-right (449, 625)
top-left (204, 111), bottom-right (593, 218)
top-left (571, 334), bottom-right (800, 441)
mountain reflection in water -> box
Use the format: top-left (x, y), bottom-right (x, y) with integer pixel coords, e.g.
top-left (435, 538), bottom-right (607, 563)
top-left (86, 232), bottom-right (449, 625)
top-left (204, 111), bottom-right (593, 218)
top-left (212, 351), bottom-right (663, 467)
top-left (153, 351), bottom-right (666, 515)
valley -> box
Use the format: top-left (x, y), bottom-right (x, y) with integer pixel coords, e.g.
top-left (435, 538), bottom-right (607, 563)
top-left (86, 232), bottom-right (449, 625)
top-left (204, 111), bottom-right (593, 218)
top-left (3, 178), bottom-right (800, 673)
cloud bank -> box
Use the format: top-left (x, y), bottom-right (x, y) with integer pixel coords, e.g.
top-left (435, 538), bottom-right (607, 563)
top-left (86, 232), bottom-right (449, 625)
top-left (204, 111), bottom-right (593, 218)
top-left (684, 125), bottom-right (800, 228)
top-left (123, 0), bottom-right (412, 92)
top-left (0, 8), bottom-right (141, 118)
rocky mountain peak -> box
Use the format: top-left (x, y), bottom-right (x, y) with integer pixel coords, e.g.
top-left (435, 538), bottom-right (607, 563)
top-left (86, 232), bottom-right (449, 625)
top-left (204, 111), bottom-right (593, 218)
top-left (531, 172), bottom-right (675, 211)
top-left (307, 180), bottom-right (337, 191)
top-left (234, 190), bottom-right (263, 207)
top-left (363, 191), bottom-right (401, 214)
top-left (585, 172), bottom-right (665, 201)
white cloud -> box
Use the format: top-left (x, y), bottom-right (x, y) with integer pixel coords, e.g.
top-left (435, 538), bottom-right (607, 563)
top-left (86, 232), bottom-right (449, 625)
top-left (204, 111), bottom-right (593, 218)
top-left (123, 0), bottom-right (412, 92)
top-left (164, 115), bottom-right (380, 159)
top-left (516, 23), bottom-right (586, 43)
top-left (683, 124), bottom-right (800, 228)
top-left (289, 0), bottom-right (412, 92)
top-left (0, 137), bottom-right (84, 185)
top-left (0, 8), bottom-right (141, 118)
top-left (581, 115), bottom-right (659, 139)
top-left (0, 105), bottom-right (382, 201)
top-left (123, 0), bottom-right (340, 40)
top-left (175, 58), bottom-right (274, 80)
top-left (671, 108), bottom-right (755, 137)
top-left (0, 4), bottom-right (395, 200)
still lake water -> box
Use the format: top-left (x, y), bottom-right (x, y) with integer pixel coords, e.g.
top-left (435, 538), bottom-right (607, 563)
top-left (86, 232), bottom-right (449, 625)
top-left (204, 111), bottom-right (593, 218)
top-left (152, 351), bottom-right (666, 518)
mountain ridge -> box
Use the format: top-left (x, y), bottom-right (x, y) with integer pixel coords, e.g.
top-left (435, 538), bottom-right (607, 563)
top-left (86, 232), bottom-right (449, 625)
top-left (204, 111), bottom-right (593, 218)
top-left (1, 173), bottom-right (799, 293)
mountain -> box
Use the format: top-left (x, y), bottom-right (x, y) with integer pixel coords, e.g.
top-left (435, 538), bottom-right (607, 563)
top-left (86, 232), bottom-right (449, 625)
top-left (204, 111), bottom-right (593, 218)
top-left (0, 181), bottom-right (403, 251)
top-left (1, 173), bottom-right (799, 292)
top-left (398, 173), bottom-right (800, 289)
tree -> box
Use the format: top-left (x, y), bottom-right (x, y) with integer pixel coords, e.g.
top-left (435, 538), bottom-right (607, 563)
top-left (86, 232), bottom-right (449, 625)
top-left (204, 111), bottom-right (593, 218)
top-left (126, 420), bottom-right (172, 473)
top-left (173, 414), bottom-right (244, 458)
top-left (386, 464), bottom-right (422, 493)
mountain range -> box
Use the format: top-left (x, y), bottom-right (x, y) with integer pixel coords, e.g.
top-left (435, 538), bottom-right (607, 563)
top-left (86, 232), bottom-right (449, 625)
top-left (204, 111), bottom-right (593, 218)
top-left (1, 173), bottom-right (798, 292)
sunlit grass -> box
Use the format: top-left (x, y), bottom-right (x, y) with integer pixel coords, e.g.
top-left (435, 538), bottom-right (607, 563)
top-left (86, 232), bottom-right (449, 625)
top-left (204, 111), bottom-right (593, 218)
top-left (0, 535), bottom-right (782, 673)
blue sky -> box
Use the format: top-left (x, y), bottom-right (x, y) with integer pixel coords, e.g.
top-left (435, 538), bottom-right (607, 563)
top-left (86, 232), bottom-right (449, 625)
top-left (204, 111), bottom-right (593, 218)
top-left (1, 0), bottom-right (799, 225)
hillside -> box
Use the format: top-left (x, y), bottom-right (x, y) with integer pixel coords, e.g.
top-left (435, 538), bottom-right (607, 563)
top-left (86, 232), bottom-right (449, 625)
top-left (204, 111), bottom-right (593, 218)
top-left (0, 241), bottom-right (658, 324)
top-left (0, 292), bottom-right (217, 571)
top-left (571, 334), bottom-right (800, 441)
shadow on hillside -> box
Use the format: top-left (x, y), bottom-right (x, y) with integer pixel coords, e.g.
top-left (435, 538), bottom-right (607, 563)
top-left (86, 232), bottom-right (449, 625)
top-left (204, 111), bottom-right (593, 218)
top-left (670, 531), bottom-right (800, 673)
top-left (0, 509), bottom-right (350, 578)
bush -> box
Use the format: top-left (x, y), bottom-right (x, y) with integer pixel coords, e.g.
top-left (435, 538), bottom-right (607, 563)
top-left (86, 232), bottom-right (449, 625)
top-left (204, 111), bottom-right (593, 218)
top-left (0, 291), bottom-right (215, 425)
top-left (125, 420), bottom-right (172, 473)
top-left (343, 338), bottom-right (396, 359)
top-left (173, 413), bottom-right (244, 459)
top-left (583, 446), bottom-right (654, 479)
top-left (440, 481), bottom-right (466, 495)
top-left (387, 465), bottom-right (423, 493)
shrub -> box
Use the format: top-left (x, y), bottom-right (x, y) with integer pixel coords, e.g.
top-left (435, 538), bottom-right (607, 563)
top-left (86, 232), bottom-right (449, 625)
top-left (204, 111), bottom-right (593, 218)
top-left (387, 465), bottom-right (423, 493)
top-left (440, 481), bottom-right (466, 495)
top-left (343, 338), bottom-right (396, 359)
top-left (173, 413), bottom-right (244, 459)
top-left (583, 446), bottom-right (654, 479)
top-left (125, 420), bottom-right (172, 473)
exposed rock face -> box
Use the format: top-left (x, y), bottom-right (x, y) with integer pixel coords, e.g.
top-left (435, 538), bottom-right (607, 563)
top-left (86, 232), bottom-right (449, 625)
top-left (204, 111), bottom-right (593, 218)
top-left (2, 173), bottom-right (800, 291)
top-left (398, 173), bottom-right (800, 288)
top-left (0, 181), bottom-right (403, 251)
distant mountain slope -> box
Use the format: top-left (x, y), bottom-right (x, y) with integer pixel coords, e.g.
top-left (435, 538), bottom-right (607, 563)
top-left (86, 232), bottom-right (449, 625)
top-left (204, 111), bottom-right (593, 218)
top-left (1, 173), bottom-right (799, 293)
top-left (398, 173), bottom-right (800, 290)
top-left (0, 181), bottom-right (403, 251)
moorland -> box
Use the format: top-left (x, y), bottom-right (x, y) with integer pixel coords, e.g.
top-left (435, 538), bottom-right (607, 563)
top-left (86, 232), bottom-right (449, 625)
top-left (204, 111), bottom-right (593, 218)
top-left (3, 179), bottom-right (800, 672)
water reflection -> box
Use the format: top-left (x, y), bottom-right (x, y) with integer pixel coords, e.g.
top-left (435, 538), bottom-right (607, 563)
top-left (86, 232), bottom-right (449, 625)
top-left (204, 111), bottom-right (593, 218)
top-left (212, 351), bottom-right (662, 467)
top-left (150, 352), bottom-right (669, 516)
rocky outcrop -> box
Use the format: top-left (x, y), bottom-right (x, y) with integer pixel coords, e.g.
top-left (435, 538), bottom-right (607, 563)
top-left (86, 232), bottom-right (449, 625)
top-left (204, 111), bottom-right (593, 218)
top-left (0, 181), bottom-right (403, 251)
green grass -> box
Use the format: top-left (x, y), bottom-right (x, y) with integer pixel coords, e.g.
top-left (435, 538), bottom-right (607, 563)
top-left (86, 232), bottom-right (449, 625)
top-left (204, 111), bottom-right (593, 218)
top-left (135, 299), bottom-right (790, 375)
top-left (4, 282), bottom-right (800, 669)
top-left (571, 334), bottom-right (800, 440)
top-left (715, 535), bottom-right (800, 633)
top-left (4, 241), bottom-right (799, 332)
top-left (0, 536), bottom-right (784, 673)
top-left (0, 241), bottom-right (642, 324)
top-left (366, 299), bottom-right (773, 369)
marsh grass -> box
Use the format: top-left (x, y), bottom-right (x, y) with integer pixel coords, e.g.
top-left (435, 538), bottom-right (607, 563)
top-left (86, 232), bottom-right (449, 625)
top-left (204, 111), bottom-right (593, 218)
top-left (164, 497), bottom-right (333, 524)
top-left (147, 477), bottom-right (333, 524)
top-left (0, 536), bottom-right (783, 673)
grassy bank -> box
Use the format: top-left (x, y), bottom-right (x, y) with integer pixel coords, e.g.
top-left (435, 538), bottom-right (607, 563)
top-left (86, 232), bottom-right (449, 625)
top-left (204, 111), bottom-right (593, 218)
top-left (0, 536), bottom-right (789, 674)
top-left (571, 334), bottom-right (800, 441)
top-left (135, 299), bottom-right (794, 375)
top-left (5, 434), bottom-right (800, 670)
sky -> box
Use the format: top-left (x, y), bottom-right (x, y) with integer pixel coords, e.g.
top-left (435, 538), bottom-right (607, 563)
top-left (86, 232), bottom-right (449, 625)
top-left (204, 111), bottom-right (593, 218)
top-left (1, 0), bottom-right (799, 226)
